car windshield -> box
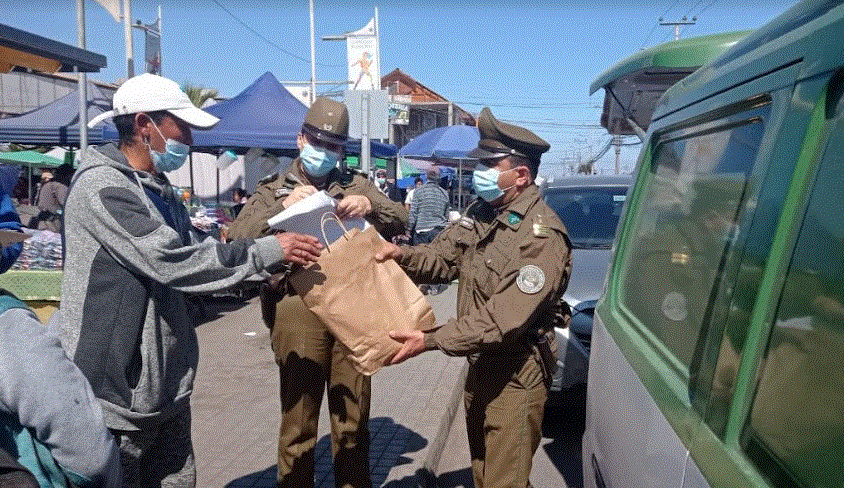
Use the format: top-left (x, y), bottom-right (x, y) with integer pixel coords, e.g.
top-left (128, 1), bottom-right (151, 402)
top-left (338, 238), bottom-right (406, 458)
top-left (544, 185), bottom-right (628, 249)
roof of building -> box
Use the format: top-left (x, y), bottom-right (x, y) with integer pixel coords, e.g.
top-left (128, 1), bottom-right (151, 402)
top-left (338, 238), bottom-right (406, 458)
top-left (0, 23), bottom-right (106, 73)
top-left (381, 68), bottom-right (475, 125)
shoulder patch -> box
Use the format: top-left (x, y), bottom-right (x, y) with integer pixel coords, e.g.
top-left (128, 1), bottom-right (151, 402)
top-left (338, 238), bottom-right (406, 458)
top-left (516, 265), bottom-right (545, 294)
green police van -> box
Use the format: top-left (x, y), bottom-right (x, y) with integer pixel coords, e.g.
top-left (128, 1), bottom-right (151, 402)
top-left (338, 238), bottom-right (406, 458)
top-left (582, 1), bottom-right (844, 487)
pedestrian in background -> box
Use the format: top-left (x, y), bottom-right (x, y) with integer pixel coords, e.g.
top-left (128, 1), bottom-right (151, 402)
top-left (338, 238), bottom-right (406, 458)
top-left (409, 167), bottom-right (449, 246)
top-left (408, 167), bottom-right (451, 294)
top-left (404, 176), bottom-right (423, 212)
top-left (228, 97), bottom-right (407, 488)
top-left (376, 107), bottom-right (572, 488)
top-left (54, 73), bottom-right (322, 488)
top-left (32, 166), bottom-right (70, 233)
top-left (0, 185), bottom-right (120, 487)
top-left (374, 168), bottom-right (402, 202)
top-left (231, 187), bottom-right (247, 218)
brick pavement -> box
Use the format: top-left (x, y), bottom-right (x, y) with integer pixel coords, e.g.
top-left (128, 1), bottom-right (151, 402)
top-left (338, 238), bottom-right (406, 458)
top-left (191, 285), bottom-right (466, 488)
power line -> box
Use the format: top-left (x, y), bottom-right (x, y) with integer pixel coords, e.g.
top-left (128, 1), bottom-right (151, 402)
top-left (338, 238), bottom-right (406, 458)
top-left (682, 0), bottom-right (706, 17)
top-left (696, 0), bottom-right (721, 16)
top-left (209, 0), bottom-right (342, 68)
top-left (453, 101), bottom-right (598, 110)
top-left (640, 0), bottom-right (684, 48)
top-left (454, 95), bottom-right (595, 105)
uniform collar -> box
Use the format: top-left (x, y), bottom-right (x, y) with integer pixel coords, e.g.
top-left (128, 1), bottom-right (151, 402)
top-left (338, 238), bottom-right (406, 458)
top-left (495, 184), bottom-right (539, 229)
top-left (283, 157), bottom-right (342, 189)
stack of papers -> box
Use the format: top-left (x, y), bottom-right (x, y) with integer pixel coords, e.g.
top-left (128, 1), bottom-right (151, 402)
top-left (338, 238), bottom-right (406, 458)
top-left (267, 191), bottom-right (368, 248)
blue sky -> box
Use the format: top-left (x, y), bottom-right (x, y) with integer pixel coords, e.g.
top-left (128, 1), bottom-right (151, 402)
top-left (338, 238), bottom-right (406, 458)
top-left (5, 0), bottom-right (798, 175)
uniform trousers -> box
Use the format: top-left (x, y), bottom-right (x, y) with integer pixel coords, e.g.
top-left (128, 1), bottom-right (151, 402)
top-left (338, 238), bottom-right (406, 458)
top-left (271, 297), bottom-right (371, 488)
top-left (465, 354), bottom-right (547, 488)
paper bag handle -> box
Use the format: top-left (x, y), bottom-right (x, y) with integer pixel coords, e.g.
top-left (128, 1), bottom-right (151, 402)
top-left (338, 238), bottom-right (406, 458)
top-left (320, 212), bottom-right (351, 253)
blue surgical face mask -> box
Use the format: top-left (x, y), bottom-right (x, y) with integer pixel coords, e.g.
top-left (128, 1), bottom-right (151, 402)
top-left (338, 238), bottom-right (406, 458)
top-left (300, 143), bottom-right (339, 177)
top-left (472, 164), bottom-right (516, 202)
top-left (147, 120), bottom-right (190, 173)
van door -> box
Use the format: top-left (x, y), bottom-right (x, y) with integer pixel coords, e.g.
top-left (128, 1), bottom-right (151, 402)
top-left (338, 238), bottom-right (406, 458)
top-left (737, 70), bottom-right (844, 488)
top-left (687, 72), bottom-right (844, 487)
top-left (585, 63), bottom-right (802, 488)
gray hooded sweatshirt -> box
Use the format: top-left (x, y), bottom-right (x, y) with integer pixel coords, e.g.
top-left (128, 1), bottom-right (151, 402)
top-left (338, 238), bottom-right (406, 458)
top-left (54, 143), bottom-right (286, 431)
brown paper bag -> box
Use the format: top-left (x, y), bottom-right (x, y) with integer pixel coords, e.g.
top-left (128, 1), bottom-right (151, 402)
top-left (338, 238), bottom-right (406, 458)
top-left (289, 213), bottom-right (435, 375)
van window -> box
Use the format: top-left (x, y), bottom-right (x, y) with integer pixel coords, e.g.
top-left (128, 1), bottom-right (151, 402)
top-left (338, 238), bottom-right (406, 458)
top-left (619, 101), bottom-right (769, 368)
top-left (741, 121), bottom-right (844, 488)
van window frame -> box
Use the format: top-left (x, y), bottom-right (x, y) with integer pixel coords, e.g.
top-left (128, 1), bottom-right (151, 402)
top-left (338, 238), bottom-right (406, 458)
top-left (614, 95), bottom-right (772, 379)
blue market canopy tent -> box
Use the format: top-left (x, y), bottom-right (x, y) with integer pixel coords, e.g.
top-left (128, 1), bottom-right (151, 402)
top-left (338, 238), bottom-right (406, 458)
top-left (398, 124), bottom-right (479, 164)
top-left (188, 72), bottom-right (307, 155)
top-left (0, 82), bottom-right (113, 146)
top-left (399, 125), bottom-right (479, 210)
top-left (344, 138), bottom-right (397, 159)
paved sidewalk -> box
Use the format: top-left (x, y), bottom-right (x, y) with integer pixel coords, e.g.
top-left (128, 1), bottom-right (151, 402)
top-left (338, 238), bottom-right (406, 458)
top-left (191, 286), bottom-right (465, 488)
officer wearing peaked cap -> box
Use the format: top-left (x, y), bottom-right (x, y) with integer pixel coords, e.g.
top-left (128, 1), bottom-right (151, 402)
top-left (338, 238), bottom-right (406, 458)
top-left (376, 107), bottom-right (572, 488)
top-left (228, 96), bottom-right (407, 488)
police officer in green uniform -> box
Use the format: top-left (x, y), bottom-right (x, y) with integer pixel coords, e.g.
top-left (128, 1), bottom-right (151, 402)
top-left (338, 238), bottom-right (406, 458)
top-left (228, 97), bottom-right (407, 488)
top-left (376, 107), bottom-right (572, 488)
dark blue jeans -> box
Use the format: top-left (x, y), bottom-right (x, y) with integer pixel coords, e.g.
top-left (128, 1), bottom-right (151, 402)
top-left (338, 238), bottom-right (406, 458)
top-left (414, 226), bottom-right (448, 294)
top-left (412, 226), bottom-right (443, 245)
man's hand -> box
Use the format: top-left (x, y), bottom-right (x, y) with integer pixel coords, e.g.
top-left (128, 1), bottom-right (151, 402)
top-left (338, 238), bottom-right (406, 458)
top-left (282, 185), bottom-right (318, 208)
top-left (336, 195), bottom-right (371, 219)
top-left (388, 330), bottom-right (428, 364)
top-left (275, 232), bottom-right (323, 265)
top-left (374, 241), bottom-right (403, 262)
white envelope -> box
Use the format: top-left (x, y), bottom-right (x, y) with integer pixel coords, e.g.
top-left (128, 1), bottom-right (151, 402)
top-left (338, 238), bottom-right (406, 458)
top-left (267, 190), bottom-right (368, 247)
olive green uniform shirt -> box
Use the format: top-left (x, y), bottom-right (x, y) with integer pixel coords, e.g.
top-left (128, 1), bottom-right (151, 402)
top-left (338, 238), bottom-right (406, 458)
top-left (228, 159), bottom-right (408, 241)
top-left (398, 184), bottom-right (572, 356)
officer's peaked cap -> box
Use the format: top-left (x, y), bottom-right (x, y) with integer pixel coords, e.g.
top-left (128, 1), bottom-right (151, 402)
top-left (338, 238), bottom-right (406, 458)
top-left (302, 97), bottom-right (349, 145)
top-left (468, 107), bottom-right (549, 162)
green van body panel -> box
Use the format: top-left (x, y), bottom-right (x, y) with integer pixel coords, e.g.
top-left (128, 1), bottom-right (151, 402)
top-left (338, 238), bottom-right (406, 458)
top-left (589, 31), bottom-right (751, 96)
top-left (586, 1), bottom-right (844, 487)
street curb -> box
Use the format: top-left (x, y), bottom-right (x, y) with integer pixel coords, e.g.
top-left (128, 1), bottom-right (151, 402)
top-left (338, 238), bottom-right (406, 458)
top-left (420, 361), bottom-right (468, 486)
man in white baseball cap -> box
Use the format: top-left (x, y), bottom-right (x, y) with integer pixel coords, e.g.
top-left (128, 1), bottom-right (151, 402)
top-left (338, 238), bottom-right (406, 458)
top-left (55, 74), bottom-right (324, 486)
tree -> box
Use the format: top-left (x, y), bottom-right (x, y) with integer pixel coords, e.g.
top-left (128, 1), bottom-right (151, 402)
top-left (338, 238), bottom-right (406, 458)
top-left (182, 82), bottom-right (219, 108)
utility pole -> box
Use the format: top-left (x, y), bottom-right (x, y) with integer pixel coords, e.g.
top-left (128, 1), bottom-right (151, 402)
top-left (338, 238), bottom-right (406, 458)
top-left (374, 6), bottom-right (381, 88)
top-left (659, 16), bottom-right (696, 41)
top-left (614, 135), bottom-right (622, 174)
top-left (76, 0), bottom-right (88, 155)
top-left (123, 0), bottom-right (134, 77)
top-left (308, 0), bottom-right (316, 103)
top-left (158, 5), bottom-right (162, 74)
top-left (133, 6), bottom-right (162, 75)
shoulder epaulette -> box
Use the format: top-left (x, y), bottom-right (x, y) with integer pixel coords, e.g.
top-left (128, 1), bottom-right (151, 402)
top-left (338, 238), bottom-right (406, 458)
top-left (337, 166), bottom-right (360, 185)
top-left (259, 172), bottom-right (279, 185)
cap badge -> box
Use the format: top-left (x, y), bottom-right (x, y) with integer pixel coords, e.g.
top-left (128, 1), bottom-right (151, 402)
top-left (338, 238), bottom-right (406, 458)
top-left (323, 124), bottom-right (333, 131)
top-left (508, 212), bottom-right (521, 226)
top-left (516, 265), bottom-right (545, 294)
